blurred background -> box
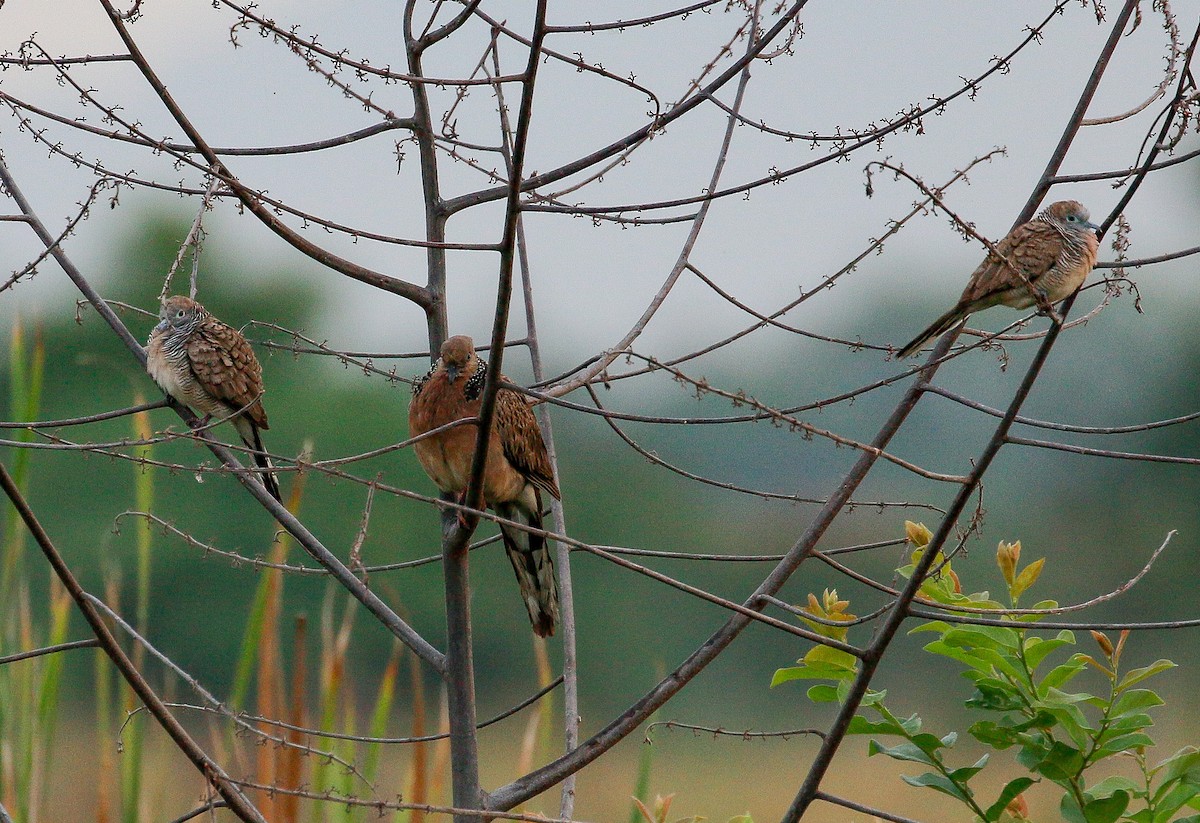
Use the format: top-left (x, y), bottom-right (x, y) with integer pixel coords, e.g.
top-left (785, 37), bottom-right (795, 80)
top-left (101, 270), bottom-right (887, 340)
top-left (2, 1), bottom-right (1200, 821)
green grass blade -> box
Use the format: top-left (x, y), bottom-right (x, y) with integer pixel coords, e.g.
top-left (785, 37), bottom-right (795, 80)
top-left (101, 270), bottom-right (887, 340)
top-left (3, 319), bottom-right (43, 610)
top-left (629, 663), bottom-right (665, 823)
top-left (363, 643), bottom-right (401, 787)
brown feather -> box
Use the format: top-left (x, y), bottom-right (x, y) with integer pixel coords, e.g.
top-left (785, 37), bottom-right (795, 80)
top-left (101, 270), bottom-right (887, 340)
top-left (897, 200), bottom-right (1099, 358)
top-left (957, 220), bottom-right (1066, 309)
top-left (496, 388), bottom-right (559, 501)
top-left (186, 319), bottom-right (270, 430)
top-left (408, 335), bottom-right (561, 636)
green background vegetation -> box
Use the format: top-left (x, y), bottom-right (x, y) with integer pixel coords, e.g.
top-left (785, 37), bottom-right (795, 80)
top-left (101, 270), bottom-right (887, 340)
top-left (5, 213), bottom-right (1200, 820)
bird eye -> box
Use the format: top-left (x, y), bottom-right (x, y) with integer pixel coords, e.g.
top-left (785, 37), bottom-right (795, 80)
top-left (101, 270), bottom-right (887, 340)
top-left (1066, 214), bottom-right (1078, 222)
top-left (175, 309), bottom-right (185, 318)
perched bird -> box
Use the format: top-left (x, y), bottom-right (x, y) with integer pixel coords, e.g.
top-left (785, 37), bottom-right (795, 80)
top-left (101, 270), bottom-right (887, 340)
top-left (145, 295), bottom-right (282, 502)
top-left (409, 335), bottom-right (560, 637)
top-left (897, 200), bottom-right (1100, 358)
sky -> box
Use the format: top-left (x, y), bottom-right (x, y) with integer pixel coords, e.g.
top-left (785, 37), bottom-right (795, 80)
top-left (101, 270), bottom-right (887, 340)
top-left (2, 0), bottom-right (1196, 364)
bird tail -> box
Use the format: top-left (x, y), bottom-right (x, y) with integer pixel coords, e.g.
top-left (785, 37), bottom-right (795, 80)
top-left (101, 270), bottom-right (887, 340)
top-left (896, 307), bottom-right (969, 359)
top-left (495, 493), bottom-right (560, 638)
top-left (236, 418), bottom-right (283, 504)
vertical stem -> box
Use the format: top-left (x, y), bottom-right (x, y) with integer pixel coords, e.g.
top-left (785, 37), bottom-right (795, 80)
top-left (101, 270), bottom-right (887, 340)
top-left (406, 2), bottom-right (480, 817)
top-left (440, 506), bottom-right (481, 817)
top-left (517, 186), bottom-right (581, 822)
top-left (433, 4), bottom-right (549, 816)
top-left (405, 3), bottom-right (450, 351)
top-left (490, 36), bottom-right (581, 817)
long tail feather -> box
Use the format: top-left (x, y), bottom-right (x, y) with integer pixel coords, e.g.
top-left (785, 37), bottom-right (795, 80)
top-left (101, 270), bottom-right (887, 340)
top-left (896, 306), bottom-right (969, 359)
top-left (495, 498), bottom-right (559, 637)
top-left (237, 418), bottom-right (282, 503)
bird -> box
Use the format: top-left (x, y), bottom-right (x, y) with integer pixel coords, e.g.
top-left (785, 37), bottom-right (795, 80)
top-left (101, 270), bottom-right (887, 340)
top-left (145, 295), bottom-right (282, 503)
top-left (408, 335), bottom-right (560, 637)
top-left (896, 200), bottom-right (1100, 358)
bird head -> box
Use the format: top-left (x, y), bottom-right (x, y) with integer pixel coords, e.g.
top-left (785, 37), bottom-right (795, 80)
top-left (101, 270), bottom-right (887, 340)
top-left (157, 295), bottom-right (202, 333)
top-left (439, 335), bottom-right (478, 383)
top-left (1042, 200), bottom-right (1100, 237)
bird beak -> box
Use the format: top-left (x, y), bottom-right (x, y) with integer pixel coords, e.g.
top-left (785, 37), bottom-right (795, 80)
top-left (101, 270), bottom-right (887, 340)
top-left (154, 317), bottom-right (168, 332)
top-left (1087, 221), bottom-right (1101, 237)
top-left (446, 364), bottom-right (460, 382)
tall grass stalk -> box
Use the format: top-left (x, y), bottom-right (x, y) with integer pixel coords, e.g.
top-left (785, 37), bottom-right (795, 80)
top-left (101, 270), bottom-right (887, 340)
top-left (354, 643), bottom-right (400, 823)
top-left (229, 446), bottom-right (309, 818)
top-left (118, 398), bottom-right (156, 823)
top-left (396, 650), bottom-right (429, 823)
top-left (628, 663), bottom-right (665, 823)
top-left (95, 576), bottom-right (122, 823)
top-left (0, 319), bottom-right (49, 823)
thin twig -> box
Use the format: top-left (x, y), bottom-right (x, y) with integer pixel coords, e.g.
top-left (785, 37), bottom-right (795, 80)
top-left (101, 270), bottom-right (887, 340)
top-left (0, 638), bottom-right (100, 666)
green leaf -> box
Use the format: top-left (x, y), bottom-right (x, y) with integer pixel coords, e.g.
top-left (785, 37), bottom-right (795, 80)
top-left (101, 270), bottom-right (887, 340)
top-left (1092, 732), bottom-right (1155, 761)
top-left (1041, 704), bottom-right (1094, 750)
top-left (900, 771), bottom-right (973, 804)
top-left (984, 777), bottom-right (1035, 822)
top-left (1033, 741), bottom-right (1085, 781)
top-left (867, 740), bottom-right (937, 766)
top-left (847, 715), bottom-right (905, 736)
top-left (969, 720), bottom-right (1021, 749)
top-left (1118, 660), bottom-right (1177, 692)
top-left (941, 625), bottom-right (1023, 653)
top-left (1151, 779), bottom-right (1200, 823)
top-left (909, 620), bottom-right (954, 635)
top-left (1042, 687), bottom-right (1095, 706)
top-left (1061, 791), bottom-right (1088, 823)
top-left (1101, 712), bottom-right (1154, 735)
top-left (1153, 746), bottom-right (1200, 785)
top-left (921, 640), bottom-right (997, 674)
top-left (1080, 790), bottom-right (1129, 823)
top-left (966, 679), bottom-right (1025, 712)
top-left (1016, 734), bottom-right (1054, 771)
top-left (806, 684), bottom-right (840, 704)
top-left (1087, 776), bottom-right (1140, 798)
top-left (1111, 688), bottom-right (1165, 716)
top-left (770, 666), bottom-right (806, 687)
top-left (1023, 631), bottom-right (1076, 672)
top-left (948, 753), bottom-right (989, 783)
top-left (771, 660), bottom-right (855, 687)
top-left (1040, 656), bottom-right (1089, 693)
top-left (802, 643), bottom-right (859, 674)
top-left (860, 688), bottom-right (887, 706)
top-left (908, 732), bottom-right (948, 757)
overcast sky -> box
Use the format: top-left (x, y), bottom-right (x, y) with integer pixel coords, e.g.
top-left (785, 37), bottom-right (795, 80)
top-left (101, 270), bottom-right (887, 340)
top-left (2, 1), bottom-right (1196, 364)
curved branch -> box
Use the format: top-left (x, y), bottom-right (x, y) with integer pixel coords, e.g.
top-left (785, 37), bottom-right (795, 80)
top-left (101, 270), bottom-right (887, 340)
top-left (441, 0), bottom-right (812, 216)
top-left (96, 0), bottom-right (433, 308)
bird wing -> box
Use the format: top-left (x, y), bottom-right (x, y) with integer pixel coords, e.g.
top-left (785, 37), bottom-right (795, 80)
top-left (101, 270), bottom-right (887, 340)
top-left (186, 320), bottom-right (270, 429)
top-left (959, 221), bottom-right (1062, 306)
top-left (495, 385), bottom-right (559, 500)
